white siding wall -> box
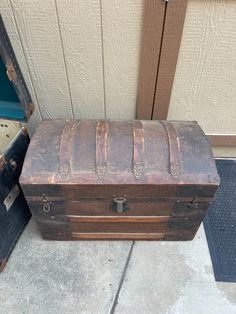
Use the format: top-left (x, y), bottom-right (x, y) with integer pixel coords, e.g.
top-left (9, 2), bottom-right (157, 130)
top-left (0, 0), bottom-right (143, 126)
top-left (168, 0), bottom-right (236, 136)
top-left (1, 0), bottom-right (236, 148)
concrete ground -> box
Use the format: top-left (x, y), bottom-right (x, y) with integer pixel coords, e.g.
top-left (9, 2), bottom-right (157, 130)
top-left (1, 220), bottom-right (236, 314)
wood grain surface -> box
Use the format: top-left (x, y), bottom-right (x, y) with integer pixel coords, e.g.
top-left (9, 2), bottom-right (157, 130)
top-left (136, 0), bottom-right (165, 119)
top-left (152, 0), bottom-right (188, 120)
top-left (208, 135), bottom-right (236, 147)
top-left (71, 232), bottom-right (164, 240)
top-left (67, 215), bottom-right (170, 223)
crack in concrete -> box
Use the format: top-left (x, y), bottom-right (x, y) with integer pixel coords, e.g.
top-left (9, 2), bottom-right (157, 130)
top-left (110, 241), bottom-right (135, 314)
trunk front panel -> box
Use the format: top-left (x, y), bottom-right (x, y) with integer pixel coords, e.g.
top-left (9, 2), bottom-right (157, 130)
top-left (28, 199), bottom-right (175, 217)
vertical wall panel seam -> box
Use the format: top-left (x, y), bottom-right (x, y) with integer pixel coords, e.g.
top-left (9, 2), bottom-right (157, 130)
top-left (54, 0), bottom-right (74, 118)
top-left (100, 0), bottom-right (107, 118)
top-left (9, 0), bottom-right (43, 120)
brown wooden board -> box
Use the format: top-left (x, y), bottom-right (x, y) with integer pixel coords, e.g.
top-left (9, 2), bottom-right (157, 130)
top-left (136, 0), bottom-right (165, 119)
top-left (207, 135), bottom-right (236, 147)
top-left (152, 0), bottom-right (188, 120)
top-left (27, 199), bottom-right (174, 217)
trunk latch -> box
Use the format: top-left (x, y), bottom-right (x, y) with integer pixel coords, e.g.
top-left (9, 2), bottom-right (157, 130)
top-left (188, 196), bottom-right (199, 209)
top-left (111, 197), bottom-right (129, 213)
top-left (42, 194), bottom-right (51, 213)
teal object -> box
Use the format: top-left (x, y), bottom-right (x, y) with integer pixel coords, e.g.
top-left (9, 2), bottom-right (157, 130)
top-left (0, 57), bottom-right (25, 120)
top-left (0, 100), bottom-right (25, 120)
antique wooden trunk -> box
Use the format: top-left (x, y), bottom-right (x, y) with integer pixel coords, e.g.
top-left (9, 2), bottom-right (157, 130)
top-left (0, 16), bottom-right (34, 270)
top-left (20, 119), bottom-right (220, 241)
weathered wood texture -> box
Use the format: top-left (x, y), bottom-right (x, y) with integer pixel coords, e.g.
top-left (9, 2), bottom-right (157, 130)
top-left (136, 0), bottom-right (165, 119)
top-left (20, 119), bottom-right (219, 241)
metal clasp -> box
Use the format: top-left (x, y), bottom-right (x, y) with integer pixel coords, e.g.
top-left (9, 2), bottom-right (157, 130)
top-left (111, 197), bottom-right (129, 213)
top-left (188, 196), bottom-right (199, 209)
top-left (42, 193), bottom-right (51, 213)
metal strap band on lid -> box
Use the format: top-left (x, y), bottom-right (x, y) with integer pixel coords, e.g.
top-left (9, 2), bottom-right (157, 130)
top-left (58, 120), bottom-right (78, 180)
top-left (159, 121), bottom-right (181, 180)
top-left (133, 120), bottom-right (145, 180)
top-left (96, 120), bottom-right (109, 180)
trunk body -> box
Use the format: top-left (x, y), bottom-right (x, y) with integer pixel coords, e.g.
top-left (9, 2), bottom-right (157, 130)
top-left (0, 16), bottom-right (34, 271)
top-left (20, 119), bottom-right (220, 241)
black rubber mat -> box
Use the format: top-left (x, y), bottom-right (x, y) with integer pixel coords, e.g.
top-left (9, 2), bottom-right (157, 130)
top-left (204, 159), bottom-right (236, 282)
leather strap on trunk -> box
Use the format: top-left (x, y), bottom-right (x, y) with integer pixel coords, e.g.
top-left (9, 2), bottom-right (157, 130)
top-left (160, 121), bottom-right (181, 180)
top-left (96, 120), bottom-right (108, 180)
top-left (133, 120), bottom-right (144, 180)
top-left (58, 120), bottom-right (78, 180)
